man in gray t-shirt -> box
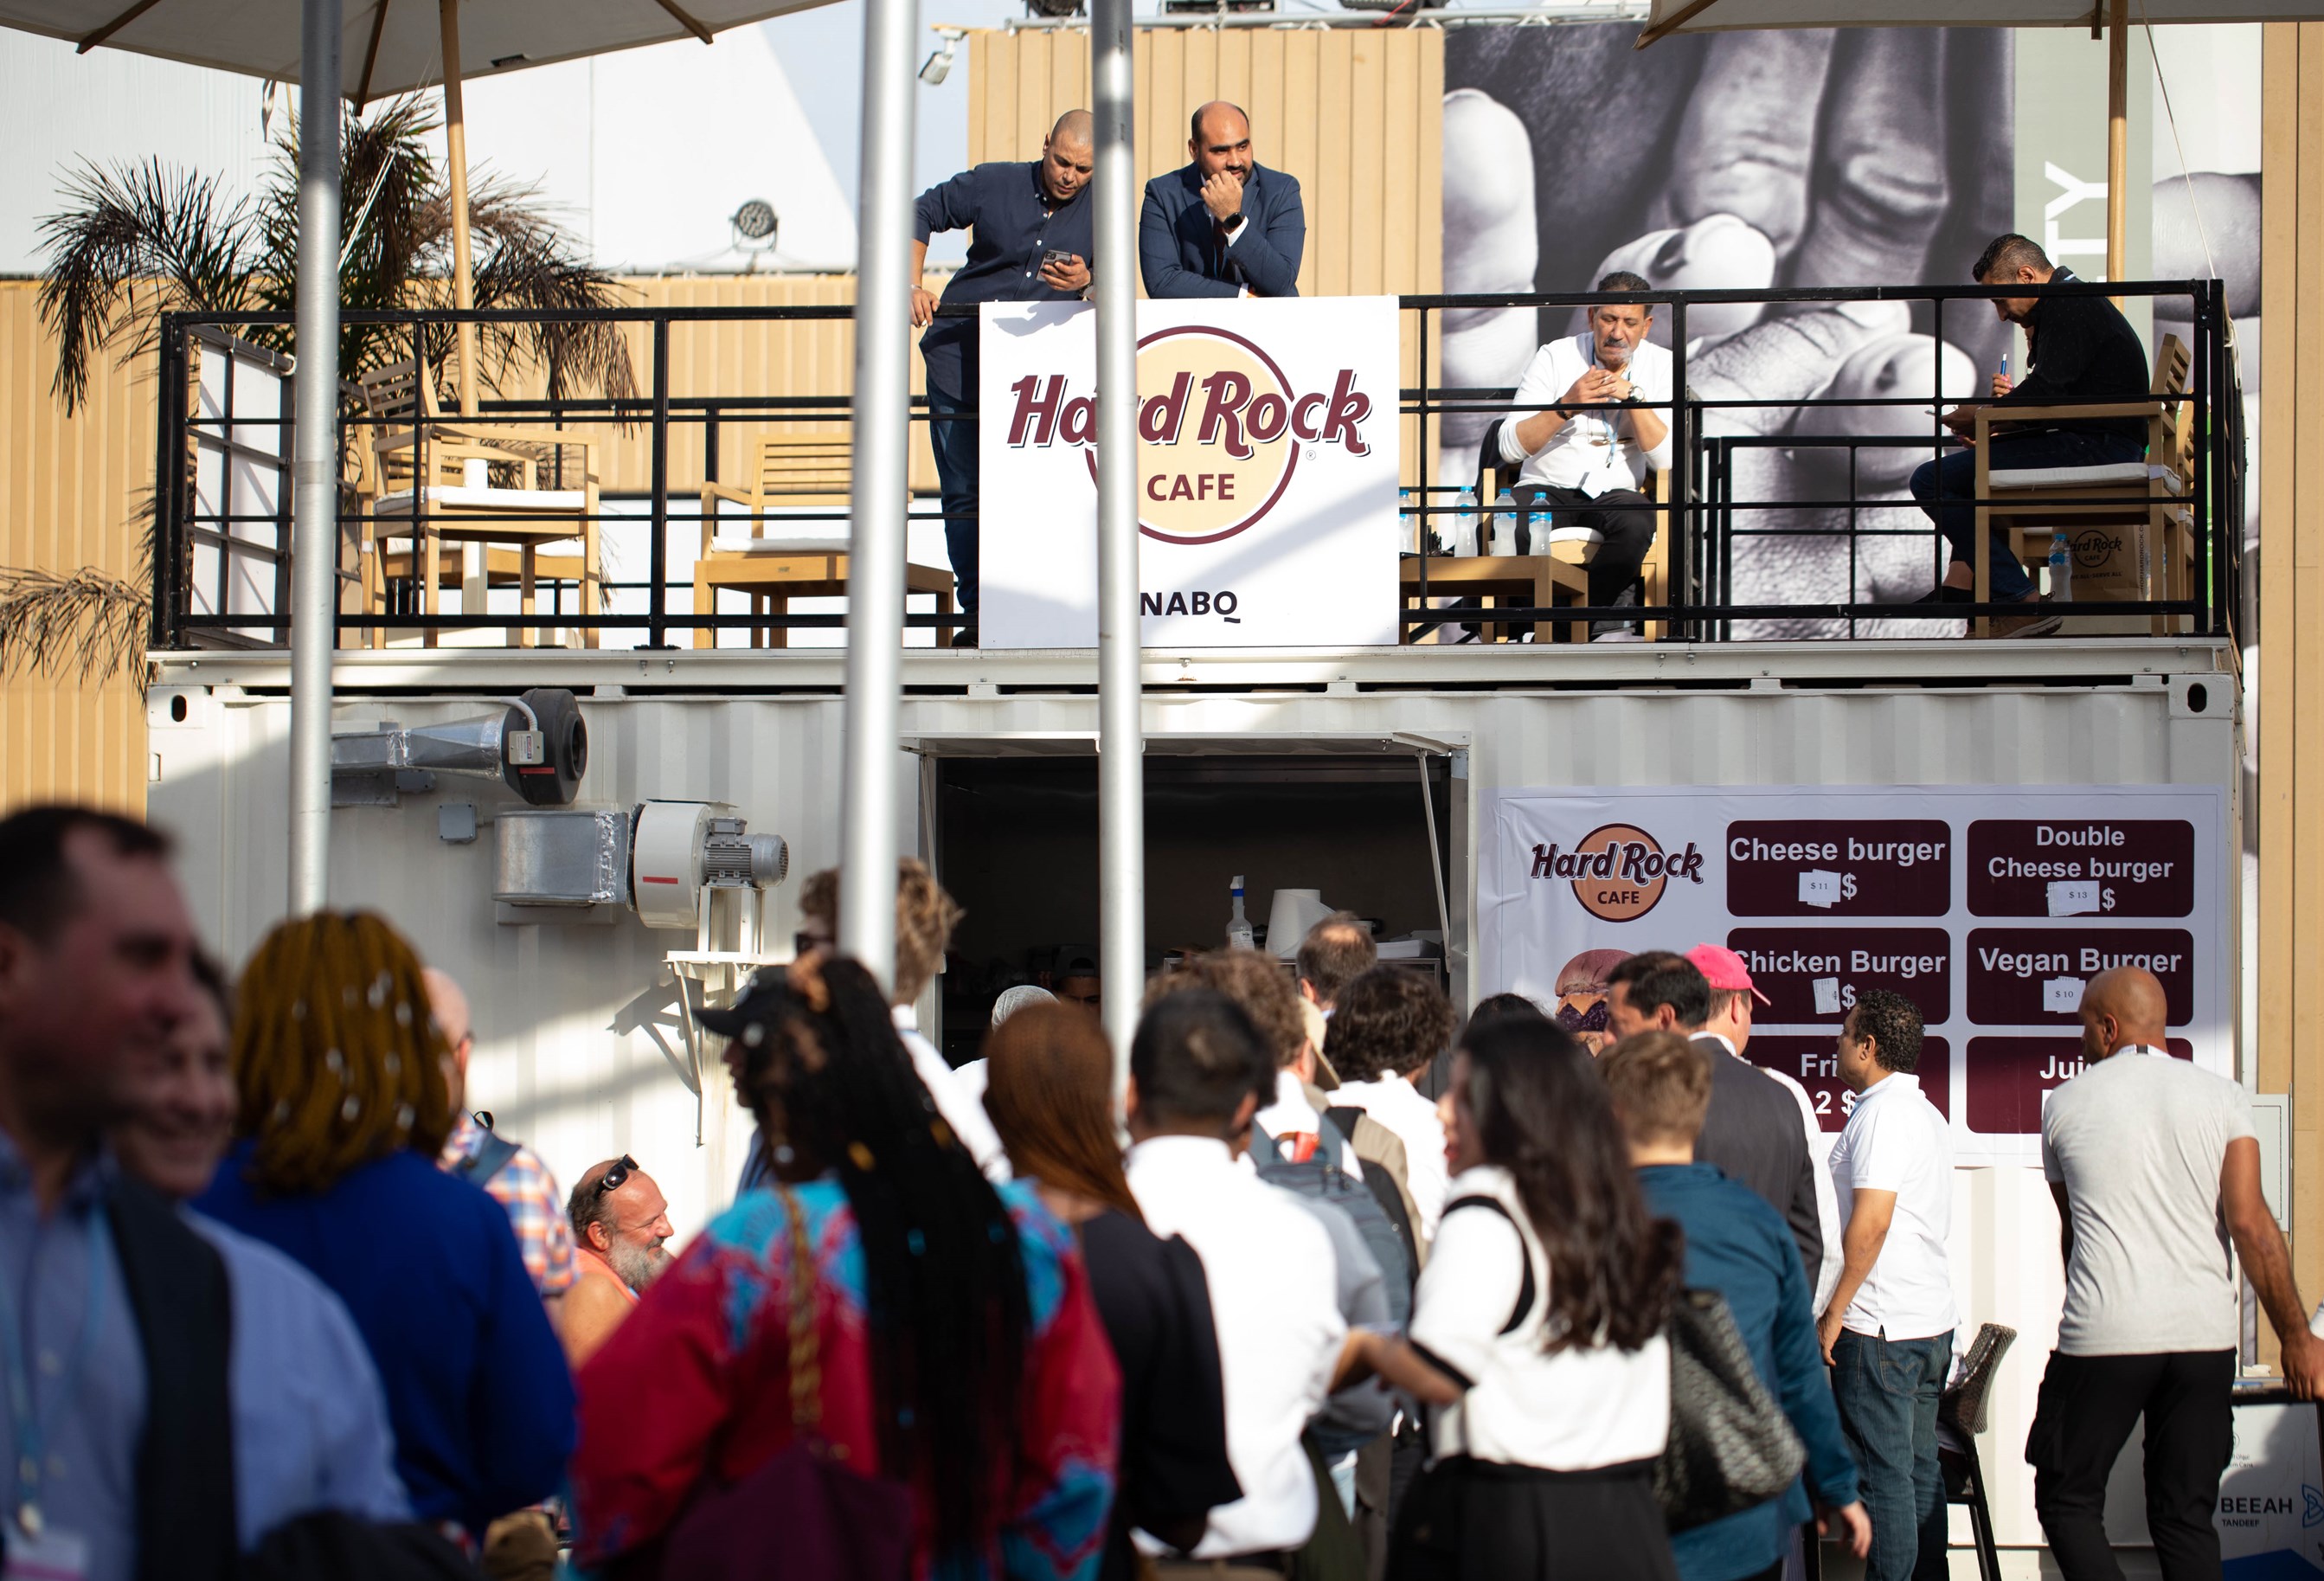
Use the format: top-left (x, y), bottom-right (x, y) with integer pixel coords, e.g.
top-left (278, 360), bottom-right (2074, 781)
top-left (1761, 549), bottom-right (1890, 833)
top-left (2028, 967), bottom-right (2321, 1580)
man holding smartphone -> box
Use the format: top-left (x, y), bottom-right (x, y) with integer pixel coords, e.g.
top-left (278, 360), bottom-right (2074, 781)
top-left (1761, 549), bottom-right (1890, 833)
top-left (912, 111), bottom-right (1095, 643)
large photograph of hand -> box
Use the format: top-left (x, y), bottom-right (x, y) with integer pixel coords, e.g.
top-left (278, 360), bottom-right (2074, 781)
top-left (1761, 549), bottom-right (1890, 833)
top-left (1444, 25), bottom-right (2014, 633)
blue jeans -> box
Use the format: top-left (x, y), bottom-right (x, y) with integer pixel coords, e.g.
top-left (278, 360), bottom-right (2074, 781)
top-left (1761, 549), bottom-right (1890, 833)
top-left (1830, 1328), bottom-right (1953, 1581)
top-left (1909, 430), bottom-right (2143, 603)
top-left (926, 382), bottom-right (979, 614)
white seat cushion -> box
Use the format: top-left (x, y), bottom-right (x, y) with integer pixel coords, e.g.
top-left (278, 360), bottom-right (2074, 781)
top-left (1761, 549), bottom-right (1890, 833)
top-left (1545, 524), bottom-right (1605, 549)
top-left (373, 486), bottom-right (587, 515)
top-left (1987, 461), bottom-right (2178, 490)
top-left (705, 536), bottom-right (849, 557)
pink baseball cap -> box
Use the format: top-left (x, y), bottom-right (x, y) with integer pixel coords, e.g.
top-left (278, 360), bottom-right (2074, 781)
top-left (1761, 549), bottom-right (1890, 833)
top-left (1687, 944), bottom-right (1771, 1006)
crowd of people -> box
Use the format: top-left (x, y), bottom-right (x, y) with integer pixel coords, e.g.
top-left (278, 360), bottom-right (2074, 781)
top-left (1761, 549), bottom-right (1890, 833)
top-left (1, 800), bottom-right (2312, 1581)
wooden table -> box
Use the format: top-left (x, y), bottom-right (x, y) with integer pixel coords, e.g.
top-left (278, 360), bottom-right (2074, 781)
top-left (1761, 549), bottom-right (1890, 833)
top-left (1399, 554), bottom-right (1589, 644)
top-left (693, 549), bottom-right (958, 648)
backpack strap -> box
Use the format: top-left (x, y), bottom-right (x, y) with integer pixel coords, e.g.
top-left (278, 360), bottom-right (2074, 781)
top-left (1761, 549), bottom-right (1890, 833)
top-left (1442, 1193), bottom-right (1536, 1335)
top-left (109, 1173), bottom-right (238, 1581)
top-left (452, 1113), bottom-right (523, 1190)
top-left (1312, 1112), bottom-right (1350, 1175)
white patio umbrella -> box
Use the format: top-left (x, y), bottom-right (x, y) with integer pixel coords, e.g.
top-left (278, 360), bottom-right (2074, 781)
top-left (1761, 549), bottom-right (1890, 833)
top-left (0, 0), bottom-right (908, 929)
top-left (1637, 0), bottom-right (2324, 285)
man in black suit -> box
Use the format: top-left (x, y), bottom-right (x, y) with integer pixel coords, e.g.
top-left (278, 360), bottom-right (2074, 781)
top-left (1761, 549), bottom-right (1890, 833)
top-left (1604, 949), bottom-right (1823, 1285)
top-left (1139, 101), bottom-right (1306, 299)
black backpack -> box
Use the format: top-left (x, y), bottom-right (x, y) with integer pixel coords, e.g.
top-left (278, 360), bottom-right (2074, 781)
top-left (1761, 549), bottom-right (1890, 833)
top-left (1325, 1106), bottom-right (1422, 1284)
top-left (1254, 1118), bottom-right (1415, 1325)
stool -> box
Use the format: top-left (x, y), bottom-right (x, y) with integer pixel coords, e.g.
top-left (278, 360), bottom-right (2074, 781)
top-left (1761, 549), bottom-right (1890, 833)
top-left (1936, 1321), bottom-right (2018, 1581)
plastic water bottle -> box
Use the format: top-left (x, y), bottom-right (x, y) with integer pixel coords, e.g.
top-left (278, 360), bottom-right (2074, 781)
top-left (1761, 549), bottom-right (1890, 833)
top-left (1398, 487), bottom-right (1416, 554)
top-left (1490, 489), bottom-right (1518, 556)
top-left (1226, 875), bottom-right (1255, 952)
top-left (1452, 487), bottom-right (1479, 557)
top-left (2049, 531), bottom-right (2072, 601)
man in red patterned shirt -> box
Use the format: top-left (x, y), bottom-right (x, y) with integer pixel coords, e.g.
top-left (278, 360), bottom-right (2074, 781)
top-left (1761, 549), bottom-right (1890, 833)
top-left (427, 968), bottom-right (577, 1308)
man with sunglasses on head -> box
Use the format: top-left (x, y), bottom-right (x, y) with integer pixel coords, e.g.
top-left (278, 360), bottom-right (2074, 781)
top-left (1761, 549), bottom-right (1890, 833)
top-left (561, 1155), bottom-right (677, 1369)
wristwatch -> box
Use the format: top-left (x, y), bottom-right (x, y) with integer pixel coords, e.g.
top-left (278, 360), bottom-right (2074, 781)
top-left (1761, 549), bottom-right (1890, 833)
top-left (1221, 212), bottom-right (1247, 235)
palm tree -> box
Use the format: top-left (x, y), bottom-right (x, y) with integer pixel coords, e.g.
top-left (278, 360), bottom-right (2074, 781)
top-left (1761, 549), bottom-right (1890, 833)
top-left (1, 94), bottom-right (637, 685)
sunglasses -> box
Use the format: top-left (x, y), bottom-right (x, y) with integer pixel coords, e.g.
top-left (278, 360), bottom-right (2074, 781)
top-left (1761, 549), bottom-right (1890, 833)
top-left (593, 1155), bottom-right (639, 1199)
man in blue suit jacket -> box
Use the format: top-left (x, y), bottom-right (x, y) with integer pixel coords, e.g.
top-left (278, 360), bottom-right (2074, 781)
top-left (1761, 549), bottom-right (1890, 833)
top-left (1140, 102), bottom-right (1305, 299)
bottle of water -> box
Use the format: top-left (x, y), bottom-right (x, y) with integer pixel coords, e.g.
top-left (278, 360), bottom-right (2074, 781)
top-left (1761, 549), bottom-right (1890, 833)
top-left (1398, 487), bottom-right (1416, 555)
top-left (1226, 875), bottom-right (1255, 951)
top-left (1490, 489), bottom-right (1518, 557)
top-left (1453, 487), bottom-right (1479, 557)
top-left (2049, 531), bottom-right (2072, 602)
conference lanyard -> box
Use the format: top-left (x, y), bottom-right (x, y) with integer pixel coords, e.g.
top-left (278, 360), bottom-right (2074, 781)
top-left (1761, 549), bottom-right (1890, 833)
top-left (0, 1204), bottom-right (108, 1540)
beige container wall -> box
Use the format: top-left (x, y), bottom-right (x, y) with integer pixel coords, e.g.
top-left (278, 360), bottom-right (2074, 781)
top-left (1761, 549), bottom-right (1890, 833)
top-left (0, 280), bottom-right (152, 816)
top-left (968, 25), bottom-right (1444, 486)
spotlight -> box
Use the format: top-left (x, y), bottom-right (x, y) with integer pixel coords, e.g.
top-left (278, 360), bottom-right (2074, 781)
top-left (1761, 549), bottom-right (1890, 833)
top-left (920, 28), bottom-right (966, 84)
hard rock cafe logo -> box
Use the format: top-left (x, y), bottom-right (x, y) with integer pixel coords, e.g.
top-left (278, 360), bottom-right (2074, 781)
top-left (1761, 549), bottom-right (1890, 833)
top-left (1003, 325), bottom-right (1373, 545)
top-left (1531, 823), bottom-right (1707, 923)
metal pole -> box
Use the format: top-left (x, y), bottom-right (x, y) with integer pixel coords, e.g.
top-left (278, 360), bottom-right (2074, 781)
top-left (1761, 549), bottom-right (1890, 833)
top-left (439, 0), bottom-right (478, 415)
top-left (287, 0), bottom-right (342, 915)
top-left (2106, 0), bottom-right (2128, 303)
top-left (1092, 0), bottom-right (1144, 1074)
top-left (836, 0), bottom-right (919, 992)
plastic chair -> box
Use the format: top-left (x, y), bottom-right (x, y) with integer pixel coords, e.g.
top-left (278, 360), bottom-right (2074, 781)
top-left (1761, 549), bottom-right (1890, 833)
top-left (1936, 1321), bottom-right (2018, 1581)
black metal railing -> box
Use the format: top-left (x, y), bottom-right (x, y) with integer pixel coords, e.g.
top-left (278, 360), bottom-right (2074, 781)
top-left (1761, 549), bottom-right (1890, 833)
top-left (151, 278), bottom-right (2242, 652)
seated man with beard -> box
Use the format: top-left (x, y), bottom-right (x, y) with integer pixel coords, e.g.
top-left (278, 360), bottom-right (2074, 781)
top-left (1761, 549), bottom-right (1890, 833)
top-left (562, 1156), bottom-right (677, 1367)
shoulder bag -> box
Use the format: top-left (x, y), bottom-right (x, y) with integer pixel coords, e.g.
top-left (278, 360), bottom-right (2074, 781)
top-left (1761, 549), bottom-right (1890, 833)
top-left (659, 1185), bottom-right (915, 1581)
top-left (1653, 1288), bottom-right (1806, 1533)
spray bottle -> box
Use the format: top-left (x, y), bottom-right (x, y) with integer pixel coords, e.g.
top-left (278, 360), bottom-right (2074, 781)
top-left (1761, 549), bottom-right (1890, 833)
top-left (1227, 875), bottom-right (1255, 951)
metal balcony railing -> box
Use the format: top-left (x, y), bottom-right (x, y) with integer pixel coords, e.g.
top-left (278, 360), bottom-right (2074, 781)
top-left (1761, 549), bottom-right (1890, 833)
top-left (151, 278), bottom-right (2242, 652)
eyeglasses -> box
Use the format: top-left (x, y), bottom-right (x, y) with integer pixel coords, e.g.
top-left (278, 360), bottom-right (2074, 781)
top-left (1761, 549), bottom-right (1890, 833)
top-left (593, 1155), bottom-right (639, 1198)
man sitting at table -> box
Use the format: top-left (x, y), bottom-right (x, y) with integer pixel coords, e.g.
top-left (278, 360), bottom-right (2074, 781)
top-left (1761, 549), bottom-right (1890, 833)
top-left (912, 110), bottom-right (1095, 643)
top-left (1139, 101), bottom-right (1305, 299)
top-left (1499, 271), bottom-right (1670, 639)
top-left (1914, 233), bottom-right (2149, 639)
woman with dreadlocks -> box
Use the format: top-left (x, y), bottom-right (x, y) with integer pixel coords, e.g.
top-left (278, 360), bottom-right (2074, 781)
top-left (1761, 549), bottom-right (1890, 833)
top-left (193, 911), bottom-right (575, 1538)
top-left (569, 954), bottom-right (1120, 1579)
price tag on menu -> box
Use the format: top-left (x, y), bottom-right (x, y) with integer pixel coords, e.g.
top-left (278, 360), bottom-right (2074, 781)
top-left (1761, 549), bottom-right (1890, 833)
top-left (2045, 880), bottom-right (2101, 917)
top-left (1796, 870), bottom-right (1845, 909)
top-left (2043, 976), bottom-right (2086, 1014)
top-left (1813, 977), bottom-right (1845, 1016)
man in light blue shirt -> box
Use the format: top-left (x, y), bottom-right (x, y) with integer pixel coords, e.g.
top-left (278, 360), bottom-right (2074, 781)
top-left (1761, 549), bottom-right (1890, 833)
top-left (108, 955), bottom-right (408, 1549)
top-left (0, 807), bottom-right (228, 1581)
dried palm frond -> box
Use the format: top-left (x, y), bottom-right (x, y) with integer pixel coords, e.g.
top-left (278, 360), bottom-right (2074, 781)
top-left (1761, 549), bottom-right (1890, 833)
top-left (37, 160), bottom-right (260, 413)
top-left (0, 568), bottom-right (149, 686)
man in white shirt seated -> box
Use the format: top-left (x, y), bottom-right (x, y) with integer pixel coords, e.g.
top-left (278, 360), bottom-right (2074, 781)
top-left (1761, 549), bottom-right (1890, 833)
top-left (1499, 270), bottom-right (1672, 636)
top-left (1323, 966), bottom-right (1459, 1243)
top-left (1127, 988), bottom-right (1349, 1575)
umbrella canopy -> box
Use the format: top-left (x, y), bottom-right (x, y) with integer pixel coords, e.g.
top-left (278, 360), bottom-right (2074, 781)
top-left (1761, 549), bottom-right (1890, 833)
top-left (1640, 0), bottom-right (2324, 35)
top-left (0, 0), bottom-right (837, 101)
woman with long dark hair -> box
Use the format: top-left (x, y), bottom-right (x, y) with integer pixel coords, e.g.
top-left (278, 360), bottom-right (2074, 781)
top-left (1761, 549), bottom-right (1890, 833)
top-left (1385, 1015), bottom-right (1684, 1580)
top-left (569, 956), bottom-right (1120, 1579)
top-left (981, 1002), bottom-right (1241, 1581)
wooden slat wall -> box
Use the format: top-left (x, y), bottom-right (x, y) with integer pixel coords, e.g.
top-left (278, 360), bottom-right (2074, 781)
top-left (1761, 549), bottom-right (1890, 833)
top-left (967, 24), bottom-right (1443, 482)
top-left (2262, 22), bottom-right (2324, 1313)
top-left (0, 280), bottom-right (151, 816)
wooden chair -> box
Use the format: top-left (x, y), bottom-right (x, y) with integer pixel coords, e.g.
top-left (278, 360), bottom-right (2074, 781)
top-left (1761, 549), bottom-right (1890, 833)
top-left (695, 434), bottom-right (959, 648)
top-left (1473, 416), bottom-right (1670, 641)
top-left (1972, 334), bottom-right (2193, 637)
top-left (353, 361), bottom-right (602, 647)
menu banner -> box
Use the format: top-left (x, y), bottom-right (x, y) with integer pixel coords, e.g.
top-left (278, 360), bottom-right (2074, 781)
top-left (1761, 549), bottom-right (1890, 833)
top-left (1478, 783), bottom-right (2230, 1168)
top-left (1748, 1036), bottom-right (1954, 1134)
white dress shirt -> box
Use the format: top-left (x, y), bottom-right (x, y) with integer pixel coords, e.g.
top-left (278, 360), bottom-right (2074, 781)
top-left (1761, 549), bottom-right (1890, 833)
top-left (1828, 1071), bottom-right (1955, 1342)
top-left (1701, 1032), bottom-right (1843, 1314)
top-left (1331, 1074), bottom-right (1448, 1242)
top-left (1499, 332), bottom-right (1675, 496)
top-left (1128, 1135), bottom-right (1347, 1559)
top-left (892, 1006), bottom-right (1009, 1183)
top-left (1410, 1165), bottom-right (1670, 1469)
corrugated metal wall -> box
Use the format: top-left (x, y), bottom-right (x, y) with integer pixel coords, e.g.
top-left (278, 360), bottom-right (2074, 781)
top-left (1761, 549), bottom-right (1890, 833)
top-left (0, 280), bottom-right (153, 815)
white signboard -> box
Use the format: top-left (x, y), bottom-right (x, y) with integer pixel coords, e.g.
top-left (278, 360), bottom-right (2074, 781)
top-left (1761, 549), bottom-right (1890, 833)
top-left (978, 297), bottom-right (1401, 649)
top-left (1477, 784), bottom-right (2230, 1167)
